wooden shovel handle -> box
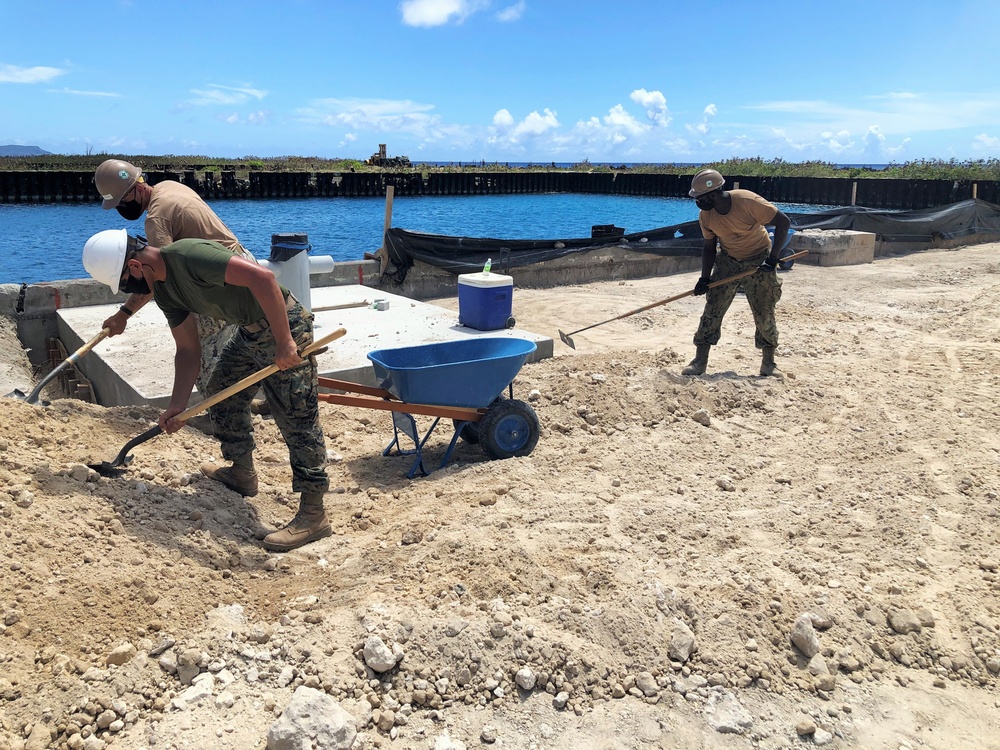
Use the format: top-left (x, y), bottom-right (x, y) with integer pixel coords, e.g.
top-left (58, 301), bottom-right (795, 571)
top-left (174, 327), bottom-right (346, 423)
top-left (67, 328), bottom-right (112, 363)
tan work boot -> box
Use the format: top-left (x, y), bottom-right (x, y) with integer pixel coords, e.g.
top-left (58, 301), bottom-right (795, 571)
top-left (262, 494), bottom-right (331, 552)
top-left (682, 344), bottom-right (711, 376)
top-left (759, 346), bottom-right (782, 377)
top-left (201, 462), bottom-right (259, 497)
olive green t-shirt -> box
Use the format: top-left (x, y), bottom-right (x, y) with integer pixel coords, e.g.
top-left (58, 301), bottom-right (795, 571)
top-left (699, 189), bottom-right (778, 261)
top-left (153, 239), bottom-right (288, 329)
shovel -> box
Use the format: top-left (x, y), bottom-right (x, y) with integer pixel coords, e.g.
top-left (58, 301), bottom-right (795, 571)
top-left (559, 251), bottom-right (809, 349)
top-left (88, 327), bottom-right (347, 477)
top-left (6, 328), bottom-right (111, 405)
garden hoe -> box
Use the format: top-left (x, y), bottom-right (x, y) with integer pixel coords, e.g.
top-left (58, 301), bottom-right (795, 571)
top-left (558, 251), bottom-right (808, 349)
top-left (88, 327), bottom-right (347, 477)
top-left (5, 327), bottom-right (111, 405)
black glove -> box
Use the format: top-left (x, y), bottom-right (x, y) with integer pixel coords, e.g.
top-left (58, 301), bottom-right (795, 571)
top-left (694, 276), bottom-right (711, 296)
top-left (758, 256), bottom-right (778, 273)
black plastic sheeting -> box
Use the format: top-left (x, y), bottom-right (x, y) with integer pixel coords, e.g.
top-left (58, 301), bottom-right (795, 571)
top-left (382, 199), bottom-right (1000, 284)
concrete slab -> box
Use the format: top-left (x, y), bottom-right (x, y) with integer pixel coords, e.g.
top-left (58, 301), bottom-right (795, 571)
top-left (790, 229), bottom-right (875, 266)
top-left (56, 285), bottom-right (553, 408)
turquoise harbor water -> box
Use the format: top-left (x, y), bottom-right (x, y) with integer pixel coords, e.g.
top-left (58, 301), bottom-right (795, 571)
top-left (0, 194), bottom-right (831, 285)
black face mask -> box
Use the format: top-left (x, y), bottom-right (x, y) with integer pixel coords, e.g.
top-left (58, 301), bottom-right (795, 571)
top-left (117, 200), bottom-right (144, 222)
top-left (695, 195), bottom-right (715, 211)
top-left (121, 272), bottom-right (151, 296)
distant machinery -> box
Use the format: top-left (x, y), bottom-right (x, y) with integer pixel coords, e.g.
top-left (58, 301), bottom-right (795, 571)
top-left (366, 144), bottom-right (412, 169)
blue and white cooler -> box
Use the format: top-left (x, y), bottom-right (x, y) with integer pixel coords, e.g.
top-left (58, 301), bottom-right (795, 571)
top-left (457, 270), bottom-right (516, 331)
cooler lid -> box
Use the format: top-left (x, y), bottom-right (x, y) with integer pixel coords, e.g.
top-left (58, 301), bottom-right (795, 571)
top-left (458, 272), bottom-right (513, 288)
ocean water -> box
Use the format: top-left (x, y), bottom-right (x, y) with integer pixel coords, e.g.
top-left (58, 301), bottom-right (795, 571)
top-left (0, 194), bottom-right (830, 285)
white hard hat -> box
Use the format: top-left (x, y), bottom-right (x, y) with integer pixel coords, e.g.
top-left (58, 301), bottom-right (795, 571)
top-left (94, 159), bottom-right (142, 209)
top-left (83, 229), bottom-right (129, 293)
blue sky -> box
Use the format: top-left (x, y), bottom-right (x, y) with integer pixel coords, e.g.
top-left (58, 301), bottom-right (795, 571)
top-left (3, 0), bottom-right (1000, 164)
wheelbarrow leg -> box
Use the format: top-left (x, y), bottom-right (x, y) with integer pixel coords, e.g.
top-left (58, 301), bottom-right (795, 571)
top-left (382, 412), bottom-right (436, 479)
top-left (438, 420), bottom-right (473, 473)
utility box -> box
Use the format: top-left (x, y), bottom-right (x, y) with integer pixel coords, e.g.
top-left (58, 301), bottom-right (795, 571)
top-left (592, 224), bottom-right (625, 239)
top-left (457, 272), bottom-right (515, 331)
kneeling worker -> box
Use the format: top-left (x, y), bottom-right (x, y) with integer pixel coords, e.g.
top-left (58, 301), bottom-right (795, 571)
top-left (82, 229), bottom-right (331, 552)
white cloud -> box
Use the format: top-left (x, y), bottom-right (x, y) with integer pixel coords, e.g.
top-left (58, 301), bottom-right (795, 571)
top-left (48, 87), bottom-right (121, 98)
top-left (603, 104), bottom-right (646, 138)
top-left (400, 0), bottom-right (488, 27)
top-left (748, 92), bottom-right (1000, 136)
top-left (0, 63), bottom-right (66, 84)
top-left (630, 89), bottom-right (670, 127)
top-left (493, 109), bottom-right (515, 128)
top-left (496, 1), bottom-right (526, 22)
top-left (297, 97), bottom-right (446, 140)
top-left (513, 108), bottom-right (559, 137)
top-left (247, 110), bottom-right (270, 124)
top-left (188, 83), bottom-right (267, 106)
top-left (224, 112), bottom-right (240, 124)
top-left (686, 103), bottom-right (717, 136)
top-left (974, 133), bottom-right (1000, 150)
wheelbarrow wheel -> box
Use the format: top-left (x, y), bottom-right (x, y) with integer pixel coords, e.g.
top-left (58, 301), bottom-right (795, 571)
top-left (454, 394), bottom-right (506, 444)
top-left (479, 398), bottom-right (539, 460)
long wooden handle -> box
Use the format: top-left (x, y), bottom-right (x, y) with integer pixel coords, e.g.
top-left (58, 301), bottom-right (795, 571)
top-left (174, 327), bottom-right (347, 422)
top-left (567, 250), bottom-right (809, 337)
top-left (68, 327), bottom-right (112, 362)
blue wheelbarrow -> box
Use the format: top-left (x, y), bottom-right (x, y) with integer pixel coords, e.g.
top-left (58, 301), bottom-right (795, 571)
top-left (318, 337), bottom-right (539, 478)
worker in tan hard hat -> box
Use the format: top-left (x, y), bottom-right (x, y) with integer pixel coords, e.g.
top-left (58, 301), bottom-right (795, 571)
top-left (93, 158), bottom-right (259, 399)
top-left (683, 168), bottom-right (792, 378)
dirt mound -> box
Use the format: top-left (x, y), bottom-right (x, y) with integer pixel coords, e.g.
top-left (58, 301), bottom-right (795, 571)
top-left (1, 247), bottom-right (999, 750)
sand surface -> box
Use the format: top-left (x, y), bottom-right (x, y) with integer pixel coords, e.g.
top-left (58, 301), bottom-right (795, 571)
top-left (1, 246), bottom-right (999, 749)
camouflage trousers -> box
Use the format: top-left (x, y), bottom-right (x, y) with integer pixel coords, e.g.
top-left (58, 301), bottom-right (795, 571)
top-left (692, 251), bottom-right (783, 350)
top-left (194, 244), bottom-right (258, 397)
top-left (206, 301), bottom-right (329, 495)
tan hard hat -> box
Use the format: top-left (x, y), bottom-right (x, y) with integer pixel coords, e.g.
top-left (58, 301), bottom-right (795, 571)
top-left (688, 168), bottom-right (726, 197)
top-left (94, 159), bottom-right (142, 209)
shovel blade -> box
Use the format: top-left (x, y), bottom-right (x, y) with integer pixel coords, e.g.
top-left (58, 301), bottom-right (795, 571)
top-left (3, 388), bottom-right (48, 406)
top-left (558, 330), bottom-right (576, 350)
top-left (88, 454), bottom-right (133, 478)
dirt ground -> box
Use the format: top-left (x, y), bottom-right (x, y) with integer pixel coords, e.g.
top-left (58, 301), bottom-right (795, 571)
top-left (1, 245), bottom-right (999, 750)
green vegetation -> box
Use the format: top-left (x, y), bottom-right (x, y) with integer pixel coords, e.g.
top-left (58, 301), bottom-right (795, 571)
top-left (1, 153), bottom-right (999, 180)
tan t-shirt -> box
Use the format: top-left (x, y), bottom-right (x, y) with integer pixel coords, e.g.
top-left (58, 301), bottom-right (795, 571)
top-left (699, 189), bottom-right (778, 261)
top-left (144, 180), bottom-right (253, 260)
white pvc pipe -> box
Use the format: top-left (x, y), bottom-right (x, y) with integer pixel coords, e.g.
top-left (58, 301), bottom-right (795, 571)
top-left (258, 254), bottom-right (335, 312)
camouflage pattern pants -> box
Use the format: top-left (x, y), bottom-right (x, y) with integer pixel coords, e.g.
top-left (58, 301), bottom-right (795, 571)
top-left (692, 251), bottom-right (783, 350)
top-left (195, 316), bottom-right (237, 397)
top-left (194, 244), bottom-right (258, 397)
top-left (206, 301), bottom-right (329, 495)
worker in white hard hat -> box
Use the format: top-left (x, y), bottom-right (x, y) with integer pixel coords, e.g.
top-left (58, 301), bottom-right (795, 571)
top-left (93, 158), bottom-right (259, 400)
top-left (82, 229), bottom-right (332, 553)
top-left (683, 168), bottom-right (792, 378)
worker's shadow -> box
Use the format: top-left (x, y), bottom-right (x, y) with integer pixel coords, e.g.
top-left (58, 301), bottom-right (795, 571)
top-left (338, 431), bottom-right (489, 486)
top-left (54, 465), bottom-right (278, 568)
